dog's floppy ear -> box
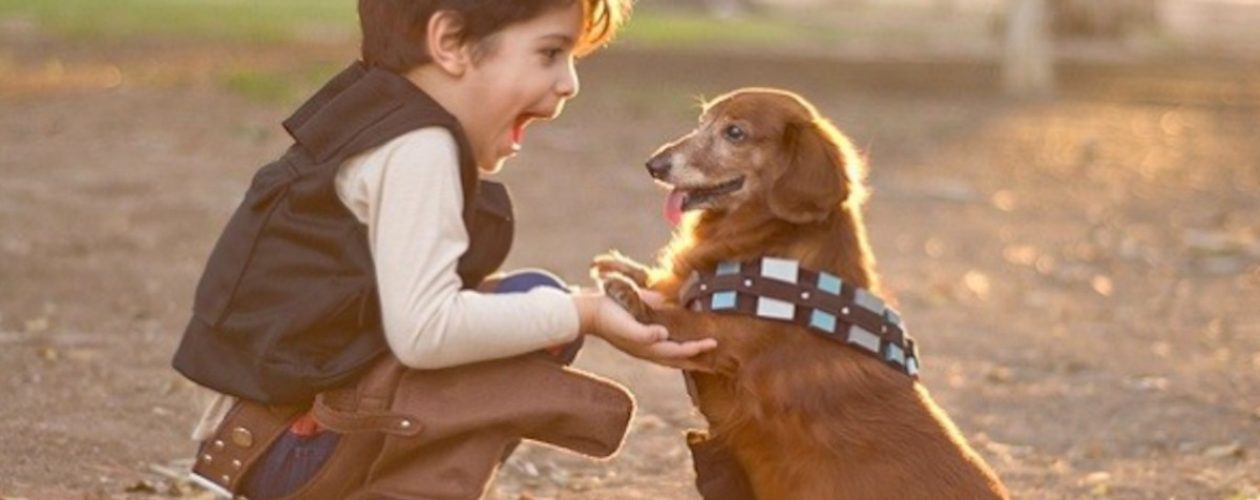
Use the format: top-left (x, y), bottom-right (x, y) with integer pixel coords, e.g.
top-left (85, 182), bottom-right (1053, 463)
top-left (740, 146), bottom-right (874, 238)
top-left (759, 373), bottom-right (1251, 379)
top-left (767, 120), bottom-right (846, 224)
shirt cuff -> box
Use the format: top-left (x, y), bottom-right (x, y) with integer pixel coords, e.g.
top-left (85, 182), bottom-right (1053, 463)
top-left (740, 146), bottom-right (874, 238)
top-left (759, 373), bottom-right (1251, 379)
top-left (531, 286), bottom-right (582, 346)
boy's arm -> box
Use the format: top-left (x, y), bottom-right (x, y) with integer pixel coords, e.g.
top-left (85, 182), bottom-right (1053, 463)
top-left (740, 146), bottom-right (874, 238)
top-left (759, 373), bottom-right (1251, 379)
top-left (344, 128), bottom-right (578, 369)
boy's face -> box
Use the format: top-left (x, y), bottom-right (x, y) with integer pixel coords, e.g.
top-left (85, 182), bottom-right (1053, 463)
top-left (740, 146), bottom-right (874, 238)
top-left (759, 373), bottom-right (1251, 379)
top-left (460, 2), bottom-right (583, 173)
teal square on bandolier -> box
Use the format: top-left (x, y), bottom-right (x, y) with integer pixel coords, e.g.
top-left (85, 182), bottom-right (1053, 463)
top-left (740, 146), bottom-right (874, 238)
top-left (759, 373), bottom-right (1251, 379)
top-left (809, 310), bottom-right (837, 332)
top-left (882, 309), bottom-right (907, 365)
top-left (853, 288), bottom-right (886, 314)
top-left (711, 291), bottom-right (737, 310)
top-left (817, 272), bottom-right (843, 295)
top-left (884, 309), bottom-right (904, 330)
top-left (885, 344), bottom-right (907, 365)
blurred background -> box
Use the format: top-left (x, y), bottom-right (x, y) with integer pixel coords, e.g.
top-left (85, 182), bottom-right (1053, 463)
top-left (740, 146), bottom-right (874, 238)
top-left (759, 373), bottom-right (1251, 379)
top-left (1, 1), bottom-right (1258, 498)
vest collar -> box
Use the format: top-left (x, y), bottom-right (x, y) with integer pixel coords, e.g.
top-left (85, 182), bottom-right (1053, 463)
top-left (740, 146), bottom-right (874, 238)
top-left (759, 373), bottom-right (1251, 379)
top-left (680, 257), bottom-right (920, 378)
top-left (282, 61), bottom-right (369, 139)
top-left (282, 62), bottom-right (462, 165)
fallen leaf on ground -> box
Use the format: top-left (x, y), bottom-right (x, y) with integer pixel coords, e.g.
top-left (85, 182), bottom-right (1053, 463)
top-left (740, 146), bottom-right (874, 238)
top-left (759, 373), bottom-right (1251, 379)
top-left (24, 317), bottom-right (49, 333)
top-left (1091, 275), bottom-right (1114, 296)
top-left (124, 480), bottom-right (158, 493)
top-left (1084, 471), bottom-right (1112, 485)
top-left (1203, 442), bottom-right (1244, 459)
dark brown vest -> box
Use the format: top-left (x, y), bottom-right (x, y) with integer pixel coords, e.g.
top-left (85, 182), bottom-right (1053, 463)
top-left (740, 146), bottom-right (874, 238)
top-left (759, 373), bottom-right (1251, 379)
top-left (173, 62), bottom-right (514, 404)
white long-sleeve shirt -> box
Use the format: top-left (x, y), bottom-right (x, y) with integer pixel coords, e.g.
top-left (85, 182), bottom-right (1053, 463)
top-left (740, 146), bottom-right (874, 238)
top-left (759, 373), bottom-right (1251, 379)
top-left (192, 127), bottom-right (580, 440)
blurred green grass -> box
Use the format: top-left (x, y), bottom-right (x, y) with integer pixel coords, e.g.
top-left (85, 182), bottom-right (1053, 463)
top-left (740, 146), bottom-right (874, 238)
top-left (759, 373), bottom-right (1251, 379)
top-left (221, 62), bottom-right (345, 104)
top-left (0, 0), bottom-right (834, 47)
top-left (0, 0), bottom-right (842, 104)
top-left (0, 0), bottom-right (355, 42)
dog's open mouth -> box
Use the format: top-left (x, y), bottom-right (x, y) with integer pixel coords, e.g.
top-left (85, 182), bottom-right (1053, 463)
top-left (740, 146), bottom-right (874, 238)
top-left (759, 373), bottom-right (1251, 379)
top-left (663, 176), bottom-right (746, 225)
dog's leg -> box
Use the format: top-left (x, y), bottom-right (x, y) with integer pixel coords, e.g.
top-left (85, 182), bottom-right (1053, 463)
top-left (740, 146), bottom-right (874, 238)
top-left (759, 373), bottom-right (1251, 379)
top-left (602, 282), bottom-right (759, 377)
top-left (602, 273), bottom-right (760, 499)
top-left (591, 251), bottom-right (652, 288)
top-left (652, 308), bottom-right (762, 376)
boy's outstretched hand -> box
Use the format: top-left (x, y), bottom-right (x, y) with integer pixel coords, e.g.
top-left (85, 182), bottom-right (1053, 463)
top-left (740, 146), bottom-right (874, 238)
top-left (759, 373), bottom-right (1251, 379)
top-left (572, 290), bottom-right (717, 372)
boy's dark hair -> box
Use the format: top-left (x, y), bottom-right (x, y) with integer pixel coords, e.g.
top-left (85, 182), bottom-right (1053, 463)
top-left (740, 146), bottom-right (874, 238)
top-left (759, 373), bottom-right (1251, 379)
top-left (359, 0), bottom-right (631, 74)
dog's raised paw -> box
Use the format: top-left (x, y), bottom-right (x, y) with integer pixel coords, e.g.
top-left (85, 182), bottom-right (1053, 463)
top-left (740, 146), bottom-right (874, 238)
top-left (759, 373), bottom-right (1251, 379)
top-left (601, 273), bottom-right (653, 322)
top-left (591, 252), bottom-right (650, 287)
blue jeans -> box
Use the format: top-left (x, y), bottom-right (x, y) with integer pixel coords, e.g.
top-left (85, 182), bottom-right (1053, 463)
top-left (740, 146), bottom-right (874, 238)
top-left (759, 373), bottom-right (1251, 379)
top-left (239, 270), bottom-right (571, 499)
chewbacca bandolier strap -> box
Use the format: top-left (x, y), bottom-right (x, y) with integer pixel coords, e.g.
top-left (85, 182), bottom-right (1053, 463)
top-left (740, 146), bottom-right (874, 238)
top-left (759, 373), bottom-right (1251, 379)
top-left (681, 257), bottom-right (920, 378)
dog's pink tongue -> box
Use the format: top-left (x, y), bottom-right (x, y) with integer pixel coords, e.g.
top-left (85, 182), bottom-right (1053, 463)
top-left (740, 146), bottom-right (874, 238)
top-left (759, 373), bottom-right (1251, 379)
top-left (664, 189), bottom-right (686, 227)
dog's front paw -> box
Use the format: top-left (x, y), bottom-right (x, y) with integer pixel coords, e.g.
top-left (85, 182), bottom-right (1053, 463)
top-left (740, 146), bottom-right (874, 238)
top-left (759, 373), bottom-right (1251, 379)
top-left (591, 251), bottom-right (651, 287)
top-left (602, 273), bottom-right (654, 323)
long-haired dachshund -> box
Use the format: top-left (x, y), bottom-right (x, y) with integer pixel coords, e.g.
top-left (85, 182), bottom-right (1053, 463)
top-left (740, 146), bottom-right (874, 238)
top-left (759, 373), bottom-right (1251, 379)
top-left (594, 88), bottom-right (1008, 499)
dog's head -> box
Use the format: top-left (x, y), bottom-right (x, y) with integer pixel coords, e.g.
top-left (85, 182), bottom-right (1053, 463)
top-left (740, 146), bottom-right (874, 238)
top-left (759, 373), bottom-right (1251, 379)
top-left (648, 88), bottom-right (866, 225)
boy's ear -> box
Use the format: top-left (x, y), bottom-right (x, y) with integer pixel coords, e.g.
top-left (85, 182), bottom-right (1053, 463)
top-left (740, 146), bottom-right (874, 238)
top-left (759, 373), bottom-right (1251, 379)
top-left (426, 10), bottom-right (471, 76)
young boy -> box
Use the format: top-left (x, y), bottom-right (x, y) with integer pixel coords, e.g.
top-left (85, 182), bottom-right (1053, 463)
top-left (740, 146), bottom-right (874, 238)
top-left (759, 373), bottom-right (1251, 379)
top-left (172, 1), bottom-right (727, 498)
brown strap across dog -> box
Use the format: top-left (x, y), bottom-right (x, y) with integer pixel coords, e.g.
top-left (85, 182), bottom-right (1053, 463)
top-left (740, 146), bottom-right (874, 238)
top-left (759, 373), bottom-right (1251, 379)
top-left (680, 257), bottom-right (920, 378)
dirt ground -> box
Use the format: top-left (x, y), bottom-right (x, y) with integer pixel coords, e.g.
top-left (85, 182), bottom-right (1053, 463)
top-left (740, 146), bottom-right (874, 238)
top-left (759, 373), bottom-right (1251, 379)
top-left (2, 33), bottom-right (1259, 499)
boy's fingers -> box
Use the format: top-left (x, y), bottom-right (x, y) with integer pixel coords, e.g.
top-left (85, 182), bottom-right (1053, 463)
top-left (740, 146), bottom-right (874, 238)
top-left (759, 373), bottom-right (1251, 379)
top-left (622, 323), bottom-right (667, 344)
top-left (677, 338), bottom-right (717, 354)
top-left (648, 338), bottom-right (716, 359)
top-left (644, 343), bottom-right (685, 359)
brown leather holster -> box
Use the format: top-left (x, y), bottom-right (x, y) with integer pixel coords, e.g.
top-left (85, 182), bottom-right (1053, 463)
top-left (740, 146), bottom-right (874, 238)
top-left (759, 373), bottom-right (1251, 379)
top-left (190, 400), bottom-right (306, 497)
top-left (193, 353), bottom-right (634, 500)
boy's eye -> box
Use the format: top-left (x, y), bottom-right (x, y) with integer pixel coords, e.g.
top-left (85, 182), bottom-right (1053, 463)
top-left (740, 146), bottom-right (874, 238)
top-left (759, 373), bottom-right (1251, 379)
top-left (540, 48), bottom-right (564, 62)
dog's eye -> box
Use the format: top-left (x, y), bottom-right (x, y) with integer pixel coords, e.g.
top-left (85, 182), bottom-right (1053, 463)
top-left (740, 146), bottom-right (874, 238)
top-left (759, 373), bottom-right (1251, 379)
top-left (723, 124), bottom-right (747, 142)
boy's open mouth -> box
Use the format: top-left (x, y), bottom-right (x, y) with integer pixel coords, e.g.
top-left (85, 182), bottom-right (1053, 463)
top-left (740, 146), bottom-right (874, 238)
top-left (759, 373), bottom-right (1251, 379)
top-left (511, 118), bottom-right (527, 148)
top-left (662, 176), bottom-right (746, 225)
top-left (511, 112), bottom-right (549, 150)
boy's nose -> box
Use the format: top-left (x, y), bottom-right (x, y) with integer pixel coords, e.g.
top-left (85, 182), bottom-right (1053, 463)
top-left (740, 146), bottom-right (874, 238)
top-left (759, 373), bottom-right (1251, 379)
top-left (556, 63), bottom-right (579, 98)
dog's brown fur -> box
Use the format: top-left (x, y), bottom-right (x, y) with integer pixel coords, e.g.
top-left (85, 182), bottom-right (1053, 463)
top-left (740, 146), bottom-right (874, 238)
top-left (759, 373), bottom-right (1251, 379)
top-left (595, 88), bottom-right (1008, 499)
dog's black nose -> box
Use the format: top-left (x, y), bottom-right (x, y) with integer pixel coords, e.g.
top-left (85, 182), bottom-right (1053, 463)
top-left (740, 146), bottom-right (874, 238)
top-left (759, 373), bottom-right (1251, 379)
top-left (646, 155), bottom-right (672, 180)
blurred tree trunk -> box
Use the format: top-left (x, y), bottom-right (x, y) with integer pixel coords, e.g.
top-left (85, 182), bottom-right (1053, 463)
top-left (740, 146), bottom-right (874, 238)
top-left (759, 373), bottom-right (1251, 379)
top-left (1050, 0), bottom-right (1159, 38)
top-left (1003, 0), bottom-right (1054, 97)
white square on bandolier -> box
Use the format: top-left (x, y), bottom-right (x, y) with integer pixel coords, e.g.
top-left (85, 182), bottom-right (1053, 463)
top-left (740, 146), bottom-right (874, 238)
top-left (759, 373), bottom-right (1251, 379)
top-left (760, 257), bottom-right (799, 283)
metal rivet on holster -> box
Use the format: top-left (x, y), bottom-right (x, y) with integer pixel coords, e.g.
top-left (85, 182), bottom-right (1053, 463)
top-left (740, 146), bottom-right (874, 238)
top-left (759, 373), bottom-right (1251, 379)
top-left (231, 459), bottom-right (243, 470)
top-left (399, 419), bottom-right (413, 429)
top-left (221, 474), bottom-right (231, 483)
top-left (212, 439), bottom-right (225, 450)
top-left (231, 427), bottom-right (254, 448)
top-left (201, 454), bottom-right (213, 464)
